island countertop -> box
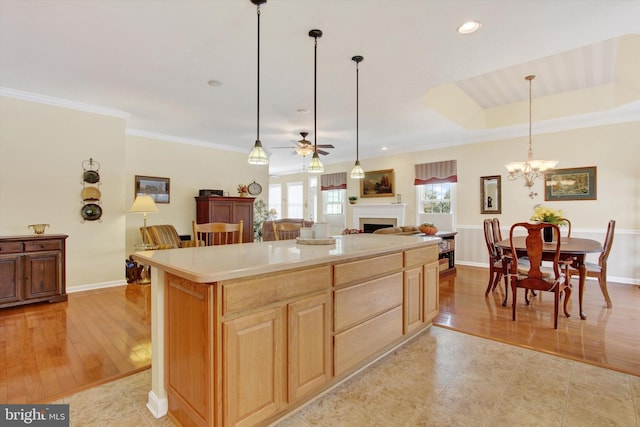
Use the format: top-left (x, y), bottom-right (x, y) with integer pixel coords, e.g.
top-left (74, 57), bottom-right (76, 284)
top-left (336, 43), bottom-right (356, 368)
top-left (131, 233), bottom-right (441, 283)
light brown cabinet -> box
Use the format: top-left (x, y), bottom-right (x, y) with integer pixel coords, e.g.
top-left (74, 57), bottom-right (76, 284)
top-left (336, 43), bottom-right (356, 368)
top-left (195, 196), bottom-right (255, 243)
top-left (0, 235), bottom-right (67, 309)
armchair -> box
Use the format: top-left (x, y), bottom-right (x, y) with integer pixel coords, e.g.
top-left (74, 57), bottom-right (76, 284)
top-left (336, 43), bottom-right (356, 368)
top-left (141, 225), bottom-right (197, 250)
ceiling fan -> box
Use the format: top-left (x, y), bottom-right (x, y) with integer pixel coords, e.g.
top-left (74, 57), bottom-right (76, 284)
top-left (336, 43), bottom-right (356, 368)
top-left (272, 132), bottom-right (334, 157)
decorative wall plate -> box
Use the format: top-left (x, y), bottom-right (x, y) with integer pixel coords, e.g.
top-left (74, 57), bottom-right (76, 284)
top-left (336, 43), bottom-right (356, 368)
top-left (81, 186), bottom-right (102, 201)
top-left (83, 169), bottom-right (100, 184)
top-left (81, 203), bottom-right (102, 221)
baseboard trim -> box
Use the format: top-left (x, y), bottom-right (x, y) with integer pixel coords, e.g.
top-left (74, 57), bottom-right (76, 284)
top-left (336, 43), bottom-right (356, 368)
top-left (147, 390), bottom-right (168, 419)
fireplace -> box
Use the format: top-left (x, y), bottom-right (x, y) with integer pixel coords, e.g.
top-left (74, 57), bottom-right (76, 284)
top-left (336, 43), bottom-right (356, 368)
top-left (352, 204), bottom-right (407, 232)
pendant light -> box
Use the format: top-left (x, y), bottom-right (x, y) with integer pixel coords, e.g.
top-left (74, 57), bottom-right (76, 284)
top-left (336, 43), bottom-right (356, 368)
top-left (247, 0), bottom-right (268, 165)
top-left (505, 75), bottom-right (558, 198)
top-left (307, 29), bottom-right (324, 173)
top-left (350, 55), bottom-right (365, 179)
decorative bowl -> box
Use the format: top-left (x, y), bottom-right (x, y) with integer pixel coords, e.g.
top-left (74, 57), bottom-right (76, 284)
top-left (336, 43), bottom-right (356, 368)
top-left (28, 223), bottom-right (49, 234)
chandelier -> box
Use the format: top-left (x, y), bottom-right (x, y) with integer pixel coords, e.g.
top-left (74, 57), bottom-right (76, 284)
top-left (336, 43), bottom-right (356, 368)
top-left (505, 75), bottom-right (557, 198)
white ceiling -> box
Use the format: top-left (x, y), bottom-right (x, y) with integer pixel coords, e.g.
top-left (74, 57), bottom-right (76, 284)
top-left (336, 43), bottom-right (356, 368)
top-left (1, 0), bottom-right (639, 175)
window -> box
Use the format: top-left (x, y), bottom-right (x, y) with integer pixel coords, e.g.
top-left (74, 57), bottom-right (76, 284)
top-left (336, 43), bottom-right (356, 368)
top-left (419, 183), bottom-right (452, 213)
top-left (324, 189), bottom-right (344, 215)
top-left (269, 184), bottom-right (281, 219)
top-left (287, 182), bottom-right (304, 218)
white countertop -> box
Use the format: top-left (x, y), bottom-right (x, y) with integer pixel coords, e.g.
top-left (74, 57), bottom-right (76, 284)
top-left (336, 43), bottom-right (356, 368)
top-left (131, 233), bottom-right (441, 283)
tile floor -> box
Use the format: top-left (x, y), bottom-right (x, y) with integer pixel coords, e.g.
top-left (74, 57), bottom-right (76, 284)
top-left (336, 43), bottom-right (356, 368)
top-left (56, 326), bottom-right (640, 426)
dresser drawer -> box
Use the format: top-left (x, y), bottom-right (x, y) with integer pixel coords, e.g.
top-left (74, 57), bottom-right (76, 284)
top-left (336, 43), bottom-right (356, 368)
top-left (24, 240), bottom-right (62, 252)
top-left (334, 272), bottom-right (402, 332)
top-left (334, 252), bottom-right (402, 287)
top-left (0, 242), bottom-right (23, 254)
top-left (404, 245), bottom-right (439, 268)
top-left (334, 306), bottom-right (403, 375)
top-left (222, 265), bottom-right (331, 315)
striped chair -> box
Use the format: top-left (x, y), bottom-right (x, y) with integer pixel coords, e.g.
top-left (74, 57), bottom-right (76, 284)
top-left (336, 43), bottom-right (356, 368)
top-left (141, 225), bottom-right (197, 249)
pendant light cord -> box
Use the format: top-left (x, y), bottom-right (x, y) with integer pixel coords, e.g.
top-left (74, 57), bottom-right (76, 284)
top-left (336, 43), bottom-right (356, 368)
top-left (356, 60), bottom-right (359, 161)
top-left (256, 4), bottom-right (261, 143)
top-left (313, 36), bottom-right (318, 153)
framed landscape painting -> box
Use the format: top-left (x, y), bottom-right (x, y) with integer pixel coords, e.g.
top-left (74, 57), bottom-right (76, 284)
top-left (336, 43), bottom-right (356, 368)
top-left (135, 175), bottom-right (170, 203)
top-left (544, 166), bottom-right (596, 201)
top-left (360, 169), bottom-right (394, 198)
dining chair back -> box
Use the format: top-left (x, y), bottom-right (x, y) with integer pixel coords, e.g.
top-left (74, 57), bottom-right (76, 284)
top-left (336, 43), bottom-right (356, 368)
top-left (192, 220), bottom-right (243, 246)
top-left (569, 219), bottom-right (615, 308)
top-left (484, 219), bottom-right (508, 297)
top-left (557, 217), bottom-right (572, 239)
top-left (509, 222), bottom-right (572, 329)
top-left (272, 222), bottom-right (302, 241)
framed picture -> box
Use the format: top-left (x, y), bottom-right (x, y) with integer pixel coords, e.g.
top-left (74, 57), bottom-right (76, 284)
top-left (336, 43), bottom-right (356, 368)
top-left (480, 175), bottom-right (501, 214)
top-left (360, 169), bottom-right (395, 198)
top-left (544, 166), bottom-right (597, 201)
top-left (135, 175), bottom-right (170, 203)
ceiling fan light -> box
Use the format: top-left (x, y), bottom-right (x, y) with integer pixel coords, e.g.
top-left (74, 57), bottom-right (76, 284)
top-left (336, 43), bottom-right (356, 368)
top-left (350, 160), bottom-right (365, 179)
top-left (308, 152), bottom-right (324, 173)
top-left (248, 140), bottom-right (268, 165)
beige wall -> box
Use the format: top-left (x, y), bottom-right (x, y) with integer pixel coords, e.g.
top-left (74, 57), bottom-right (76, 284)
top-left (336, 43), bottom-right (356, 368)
top-left (0, 96), bottom-right (270, 290)
top-left (1, 95), bottom-right (637, 285)
top-left (272, 121), bottom-right (640, 283)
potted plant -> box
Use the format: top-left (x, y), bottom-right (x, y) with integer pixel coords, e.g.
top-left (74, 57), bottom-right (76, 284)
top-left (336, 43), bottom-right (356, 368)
top-left (237, 184), bottom-right (248, 197)
top-left (348, 196), bottom-right (358, 205)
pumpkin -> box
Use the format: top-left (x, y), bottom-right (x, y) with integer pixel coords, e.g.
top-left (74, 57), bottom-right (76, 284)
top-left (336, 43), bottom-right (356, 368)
top-left (419, 223), bottom-right (438, 235)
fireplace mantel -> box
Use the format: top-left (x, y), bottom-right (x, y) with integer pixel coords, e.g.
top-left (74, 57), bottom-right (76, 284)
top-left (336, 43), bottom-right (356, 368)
top-left (352, 204), bottom-right (407, 229)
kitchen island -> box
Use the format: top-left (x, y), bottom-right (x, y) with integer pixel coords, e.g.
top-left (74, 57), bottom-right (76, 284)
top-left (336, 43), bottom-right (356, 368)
top-left (132, 233), bottom-right (441, 427)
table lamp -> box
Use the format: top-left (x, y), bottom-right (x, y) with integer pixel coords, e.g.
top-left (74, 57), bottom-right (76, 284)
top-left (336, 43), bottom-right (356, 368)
top-left (129, 195), bottom-right (158, 246)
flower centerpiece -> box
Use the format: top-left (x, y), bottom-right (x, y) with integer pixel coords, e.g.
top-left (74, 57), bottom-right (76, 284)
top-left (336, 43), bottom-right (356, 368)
top-left (348, 196), bottom-right (358, 205)
top-left (237, 184), bottom-right (248, 196)
top-left (531, 205), bottom-right (566, 242)
top-left (530, 205), bottom-right (565, 225)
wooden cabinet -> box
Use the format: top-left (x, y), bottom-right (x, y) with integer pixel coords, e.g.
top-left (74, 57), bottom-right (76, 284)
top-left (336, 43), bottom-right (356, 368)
top-left (403, 245), bottom-right (440, 330)
top-left (424, 260), bottom-right (440, 322)
top-left (195, 196), bottom-right (255, 243)
top-left (0, 235), bottom-right (67, 309)
top-left (403, 266), bottom-right (423, 334)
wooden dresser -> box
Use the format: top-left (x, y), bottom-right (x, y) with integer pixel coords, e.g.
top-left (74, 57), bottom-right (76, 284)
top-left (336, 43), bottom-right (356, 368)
top-left (195, 196), bottom-right (255, 243)
top-left (0, 234), bottom-right (68, 309)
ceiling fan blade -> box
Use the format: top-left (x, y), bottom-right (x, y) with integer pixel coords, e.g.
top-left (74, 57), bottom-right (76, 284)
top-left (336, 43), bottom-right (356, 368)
top-left (317, 149), bottom-right (330, 156)
top-left (271, 146), bottom-right (295, 149)
top-left (316, 144), bottom-right (334, 149)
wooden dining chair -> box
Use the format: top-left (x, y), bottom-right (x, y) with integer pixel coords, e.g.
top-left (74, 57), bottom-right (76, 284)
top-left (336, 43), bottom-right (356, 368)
top-left (484, 219), bottom-right (509, 296)
top-left (508, 222), bottom-right (572, 329)
top-left (568, 219), bottom-right (615, 308)
top-left (192, 220), bottom-right (243, 246)
top-left (272, 222), bottom-right (302, 241)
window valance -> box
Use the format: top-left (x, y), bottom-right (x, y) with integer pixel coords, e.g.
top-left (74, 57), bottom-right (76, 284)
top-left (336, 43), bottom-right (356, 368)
top-left (320, 172), bottom-right (347, 191)
top-left (414, 160), bottom-right (458, 185)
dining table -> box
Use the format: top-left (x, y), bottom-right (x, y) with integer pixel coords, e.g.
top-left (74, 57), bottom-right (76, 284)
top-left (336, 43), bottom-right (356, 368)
top-left (495, 236), bottom-right (603, 320)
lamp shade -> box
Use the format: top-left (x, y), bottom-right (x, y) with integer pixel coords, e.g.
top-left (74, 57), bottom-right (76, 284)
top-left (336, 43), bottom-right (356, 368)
top-left (129, 195), bottom-right (158, 213)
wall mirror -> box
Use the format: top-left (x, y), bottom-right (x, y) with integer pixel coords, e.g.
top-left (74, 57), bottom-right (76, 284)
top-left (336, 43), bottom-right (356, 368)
top-left (480, 175), bottom-right (501, 214)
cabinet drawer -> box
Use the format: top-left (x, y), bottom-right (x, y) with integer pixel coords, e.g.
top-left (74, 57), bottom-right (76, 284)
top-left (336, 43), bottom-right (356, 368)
top-left (24, 240), bottom-right (61, 252)
top-left (0, 242), bottom-right (23, 254)
top-left (334, 272), bottom-right (402, 332)
top-left (334, 253), bottom-right (402, 286)
top-left (222, 265), bottom-right (331, 315)
top-left (404, 245), bottom-right (439, 268)
top-left (334, 306), bottom-right (403, 375)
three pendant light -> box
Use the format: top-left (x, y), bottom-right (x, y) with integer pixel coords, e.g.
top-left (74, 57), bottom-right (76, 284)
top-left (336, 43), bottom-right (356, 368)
top-left (247, 0), bottom-right (365, 175)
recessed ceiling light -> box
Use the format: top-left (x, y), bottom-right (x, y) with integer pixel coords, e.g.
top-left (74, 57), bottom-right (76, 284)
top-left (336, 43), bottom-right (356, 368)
top-left (458, 21), bottom-right (481, 34)
top-left (207, 80), bottom-right (222, 87)
top-left (381, 146), bottom-right (388, 151)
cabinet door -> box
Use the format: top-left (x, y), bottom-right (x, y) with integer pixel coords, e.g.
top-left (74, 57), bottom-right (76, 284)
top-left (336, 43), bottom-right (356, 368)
top-left (424, 261), bottom-right (440, 322)
top-left (233, 201), bottom-right (254, 243)
top-left (288, 293), bottom-right (332, 402)
top-left (403, 267), bottom-right (423, 334)
top-left (24, 252), bottom-right (61, 299)
top-left (223, 307), bottom-right (285, 427)
top-left (0, 254), bottom-right (23, 305)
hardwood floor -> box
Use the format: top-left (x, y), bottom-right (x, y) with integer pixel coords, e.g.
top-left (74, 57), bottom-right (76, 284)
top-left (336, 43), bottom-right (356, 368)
top-left (1, 265), bottom-right (637, 405)
top-left (435, 266), bottom-right (640, 377)
top-left (0, 284), bottom-right (152, 404)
